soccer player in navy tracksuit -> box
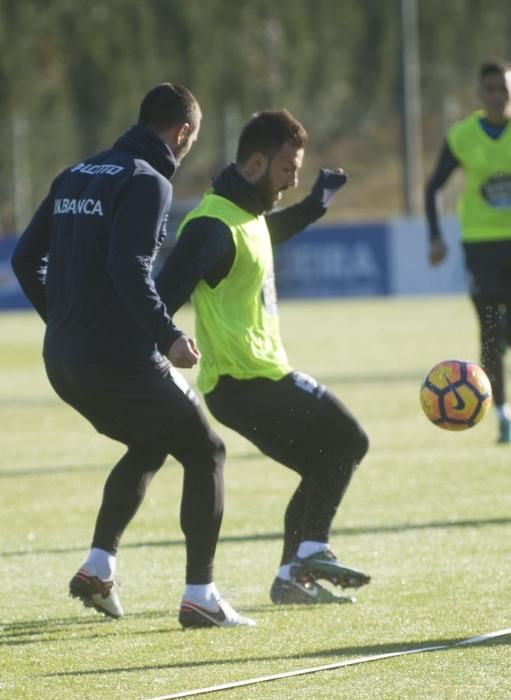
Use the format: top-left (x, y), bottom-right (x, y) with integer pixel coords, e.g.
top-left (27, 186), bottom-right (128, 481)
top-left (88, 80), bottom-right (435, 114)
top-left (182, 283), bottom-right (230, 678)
top-left (11, 83), bottom-right (255, 628)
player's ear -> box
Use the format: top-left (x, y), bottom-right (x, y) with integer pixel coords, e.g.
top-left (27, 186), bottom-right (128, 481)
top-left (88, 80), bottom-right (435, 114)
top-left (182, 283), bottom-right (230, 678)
top-left (243, 152), bottom-right (268, 180)
top-left (175, 122), bottom-right (191, 145)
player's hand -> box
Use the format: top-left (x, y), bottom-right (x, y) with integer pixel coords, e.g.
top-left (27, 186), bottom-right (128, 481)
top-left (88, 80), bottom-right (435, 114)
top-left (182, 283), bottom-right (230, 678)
top-left (429, 238), bottom-right (448, 266)
top-left (311, 168), bottom-right (348, 208)
top-left (167, 335), bottom-right (201, 368)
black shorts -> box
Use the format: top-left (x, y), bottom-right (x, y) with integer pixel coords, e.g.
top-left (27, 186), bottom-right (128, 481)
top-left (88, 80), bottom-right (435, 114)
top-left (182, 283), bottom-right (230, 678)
top-left (463, 240), bottom-right (511, 300)
top-left (45, 359), bottom-right (199, 446)
top-left (205, 371), bottom-right (364, 474)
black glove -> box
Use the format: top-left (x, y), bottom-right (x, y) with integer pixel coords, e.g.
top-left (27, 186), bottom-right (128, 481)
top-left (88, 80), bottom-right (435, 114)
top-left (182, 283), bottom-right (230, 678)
top-left (311, 168), bottom-right (348, 208)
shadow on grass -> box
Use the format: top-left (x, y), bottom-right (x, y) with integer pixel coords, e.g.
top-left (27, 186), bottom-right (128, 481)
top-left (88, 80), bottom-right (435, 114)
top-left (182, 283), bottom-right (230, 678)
top-left (42, 630), bottom-right (511, 677)
top-left (0, 610), bottom-right (180, 647)
top-left (1, 603), bottom-right (351, 648)
top-left (3, 515), bottom-right (511, 558)
top-left (0, 463), bottom-right (109, 478)
top-left (0, 451), bottom-right (259, 478)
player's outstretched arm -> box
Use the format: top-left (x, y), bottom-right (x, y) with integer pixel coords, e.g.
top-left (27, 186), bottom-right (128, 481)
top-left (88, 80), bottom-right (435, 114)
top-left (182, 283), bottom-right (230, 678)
top-left (310, 167), bottom-right (348, 209)
top-left (266, 168), bottom-right (348, 244)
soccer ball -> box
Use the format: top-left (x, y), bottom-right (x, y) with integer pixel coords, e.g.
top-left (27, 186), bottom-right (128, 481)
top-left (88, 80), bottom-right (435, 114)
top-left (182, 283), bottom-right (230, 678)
top-left (420, 360), bottom-right (492, 431)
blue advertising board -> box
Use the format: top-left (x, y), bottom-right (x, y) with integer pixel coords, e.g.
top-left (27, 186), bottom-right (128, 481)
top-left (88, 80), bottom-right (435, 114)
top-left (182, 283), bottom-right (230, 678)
top-left (274, 222), bottom-right (389, 298)
top-left (0, 218), bottom-right (467, 311)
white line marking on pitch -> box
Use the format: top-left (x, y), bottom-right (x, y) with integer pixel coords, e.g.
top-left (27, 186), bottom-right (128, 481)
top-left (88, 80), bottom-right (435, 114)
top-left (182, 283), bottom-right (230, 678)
top-left (145, 627), bottom-right (511, 700)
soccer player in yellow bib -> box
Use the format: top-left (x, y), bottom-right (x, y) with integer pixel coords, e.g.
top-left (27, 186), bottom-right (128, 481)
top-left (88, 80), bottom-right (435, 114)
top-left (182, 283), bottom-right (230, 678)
top-left (425, 60), bottom-right (511, 443)
top-left (157, 110), bottom-right (370, 607)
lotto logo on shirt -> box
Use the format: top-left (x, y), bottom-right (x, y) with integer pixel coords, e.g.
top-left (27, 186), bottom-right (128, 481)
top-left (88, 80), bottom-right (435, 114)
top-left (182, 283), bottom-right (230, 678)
top-left (70, 162), bottom-right (124, 176)
top-left (53, 198), bottom-right (104, 216)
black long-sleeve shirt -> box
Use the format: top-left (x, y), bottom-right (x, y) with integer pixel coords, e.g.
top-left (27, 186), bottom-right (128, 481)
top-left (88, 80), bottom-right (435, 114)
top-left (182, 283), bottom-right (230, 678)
top-left (156, 163), bottom-right (326, 315)
top-left (11, 125), bottom-right (183, 367)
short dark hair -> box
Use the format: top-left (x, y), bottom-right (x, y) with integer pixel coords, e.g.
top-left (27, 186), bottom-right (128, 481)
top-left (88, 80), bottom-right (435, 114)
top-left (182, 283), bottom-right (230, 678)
top-left (138, 83), bottom-right (201, 134)
top-left (479, 60), bottom-right (511, 81)
top-left (236, 110), bottom-right (308, 165)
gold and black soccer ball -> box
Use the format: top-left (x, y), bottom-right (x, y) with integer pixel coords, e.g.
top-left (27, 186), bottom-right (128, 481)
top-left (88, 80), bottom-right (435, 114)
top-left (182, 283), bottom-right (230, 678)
top-left (420, 360), bottom-right (492, 431)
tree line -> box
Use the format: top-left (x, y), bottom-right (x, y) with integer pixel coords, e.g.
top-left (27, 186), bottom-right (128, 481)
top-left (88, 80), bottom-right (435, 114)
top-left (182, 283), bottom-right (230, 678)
top-left (1, 0), bottom-right (510, 232)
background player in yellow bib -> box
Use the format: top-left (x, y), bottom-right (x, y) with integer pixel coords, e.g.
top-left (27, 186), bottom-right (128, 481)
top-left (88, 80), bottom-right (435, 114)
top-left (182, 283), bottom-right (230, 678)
top-left (425, 60), bottom-right (511, 443)
top-left (157, 110), bottom-right (370, 606)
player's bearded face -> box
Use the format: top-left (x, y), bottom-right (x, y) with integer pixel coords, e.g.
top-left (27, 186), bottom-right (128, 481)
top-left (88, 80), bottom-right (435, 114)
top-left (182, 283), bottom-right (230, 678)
top-left (255, 168), bottom-right (287, 211)
top-left (254, 143), bottom-right (304, 211)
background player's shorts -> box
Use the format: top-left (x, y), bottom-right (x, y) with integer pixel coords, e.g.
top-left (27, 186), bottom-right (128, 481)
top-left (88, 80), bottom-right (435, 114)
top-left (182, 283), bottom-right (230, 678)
top-left (45, 358), bottom-right (199, 446)
top-left (463, 240), bottom-right (511, 299)
top-left (205, 371), bottom-right (365, 474)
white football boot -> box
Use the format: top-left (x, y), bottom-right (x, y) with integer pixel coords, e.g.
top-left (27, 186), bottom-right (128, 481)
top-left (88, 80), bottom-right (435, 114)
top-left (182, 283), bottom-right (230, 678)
top-left (69, 567), bottom-right (123, 619)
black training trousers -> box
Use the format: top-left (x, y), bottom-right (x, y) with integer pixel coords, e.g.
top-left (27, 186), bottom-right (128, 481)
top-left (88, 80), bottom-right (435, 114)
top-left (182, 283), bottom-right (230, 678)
top-left (46, 359), bottom-right (225, 584)
top-left (206, 371), bottom-right (369, 565)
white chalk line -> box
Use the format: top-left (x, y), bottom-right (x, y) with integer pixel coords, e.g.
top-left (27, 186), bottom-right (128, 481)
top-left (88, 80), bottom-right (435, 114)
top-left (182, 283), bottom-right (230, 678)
top-left (145, 626), bottom-right (511, 700)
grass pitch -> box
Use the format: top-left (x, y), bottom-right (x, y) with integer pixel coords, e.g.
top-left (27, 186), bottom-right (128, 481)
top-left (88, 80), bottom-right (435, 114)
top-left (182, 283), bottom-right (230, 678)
top-left (1, 296), bottom-right (510, 699)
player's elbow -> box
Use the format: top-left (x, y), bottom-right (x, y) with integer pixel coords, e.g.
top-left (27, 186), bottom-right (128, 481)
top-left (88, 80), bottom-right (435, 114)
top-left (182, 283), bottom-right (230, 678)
top-left (107, 253), bottom-right (148, 285)
top-left (11, 244), bottom-right (31, 281)
top-left (425, 174), bottom-right (444, 201)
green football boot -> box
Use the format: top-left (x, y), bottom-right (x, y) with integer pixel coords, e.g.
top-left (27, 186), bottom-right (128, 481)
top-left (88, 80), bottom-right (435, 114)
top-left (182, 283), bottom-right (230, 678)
top-left (270, 574), bottom-right (355, 605)
top-left (291, 549), bottom-right (371, 589)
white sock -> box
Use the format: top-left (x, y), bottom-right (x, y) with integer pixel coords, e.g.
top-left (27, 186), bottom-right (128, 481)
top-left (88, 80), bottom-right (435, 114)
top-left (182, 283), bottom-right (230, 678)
top-left (184, 582), bottom-right (220, 606)
top-left (278, 564), bottom-right (292, 581)
top-left (297, 540), bottom-right (328, 559)
top-left (496, 403), bottom-right (511, 421)
top-left (83, 547), bottom-right (116, 581)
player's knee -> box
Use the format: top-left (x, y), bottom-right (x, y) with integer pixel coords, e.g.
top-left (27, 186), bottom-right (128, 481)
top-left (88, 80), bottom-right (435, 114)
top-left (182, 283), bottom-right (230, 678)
top-left (189, 429), bottom-right (226, 473)
top-left (332, 412), bottom-right (369, 466)
top-left (320, 393), bottom-right (369, 464)
top-left (351, 423), bottom-right (369, 465)
top-left (209, 431), bottom-right (226, 471)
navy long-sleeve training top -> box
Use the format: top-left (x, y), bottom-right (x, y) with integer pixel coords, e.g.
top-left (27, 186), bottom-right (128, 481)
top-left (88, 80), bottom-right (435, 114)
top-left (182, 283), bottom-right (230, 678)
top-left (11, 124), bottom-right (183, 367)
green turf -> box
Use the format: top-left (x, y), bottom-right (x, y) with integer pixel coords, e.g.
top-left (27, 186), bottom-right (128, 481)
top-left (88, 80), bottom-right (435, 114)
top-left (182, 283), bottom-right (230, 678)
top-left (1, 297), bottom-right (510, 699)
